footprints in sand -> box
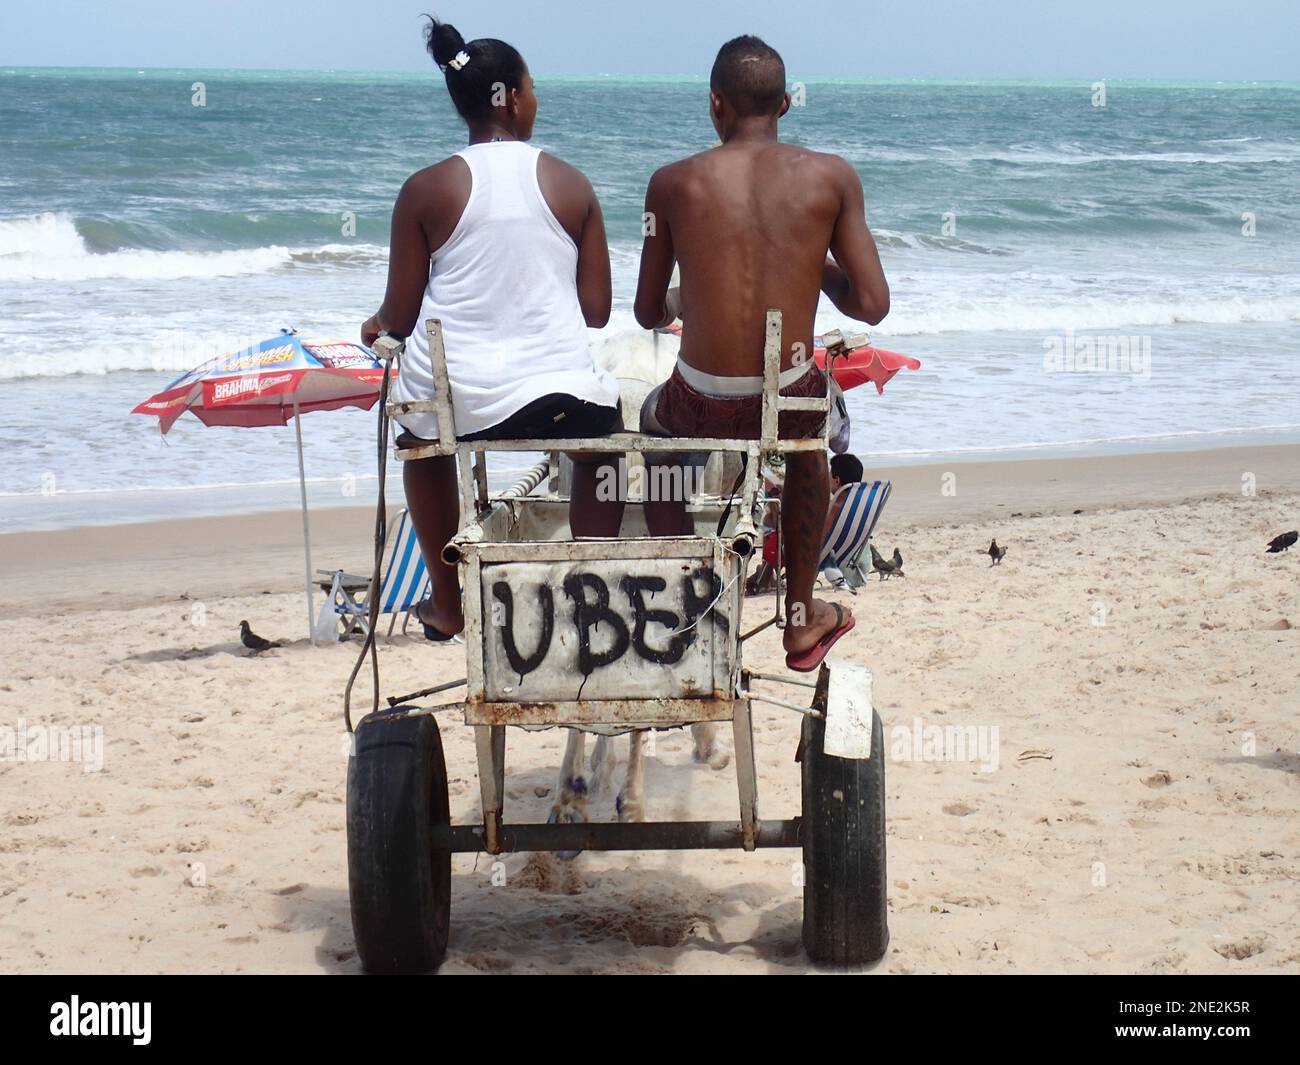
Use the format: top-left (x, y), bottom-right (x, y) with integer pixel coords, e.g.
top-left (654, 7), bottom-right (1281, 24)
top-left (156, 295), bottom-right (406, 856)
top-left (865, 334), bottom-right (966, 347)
top-left (462, 952), bottom-right (516, 973)
top-left (1214, 935), bottom-right (1269, 961)
top-left (1183, 853), bottom-right (1297, 887)
top-left (0, 834), bottom-right (69, 852)
top-left (514, 852), bottom-right (584, 895)
top-left (940, 894), bottom-right (998, 910)
top-left (292, 788), bottom-right (340, 808)
top-left (568, 898), bottom-right (715, 949)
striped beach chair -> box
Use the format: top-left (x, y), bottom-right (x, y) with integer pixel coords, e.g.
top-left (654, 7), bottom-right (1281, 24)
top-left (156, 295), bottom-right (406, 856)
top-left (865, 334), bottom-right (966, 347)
top-left (820, 480), bottom-right (893, 589)
top-left (317, 509), bottom-right (431, 640)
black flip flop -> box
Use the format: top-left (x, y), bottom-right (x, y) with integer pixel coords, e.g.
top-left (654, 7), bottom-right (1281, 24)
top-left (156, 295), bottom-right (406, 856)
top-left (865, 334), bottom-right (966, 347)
top-left (411, 605), bottom-right (456, 642)
top-left (421, 621), bottom-right (455, 642)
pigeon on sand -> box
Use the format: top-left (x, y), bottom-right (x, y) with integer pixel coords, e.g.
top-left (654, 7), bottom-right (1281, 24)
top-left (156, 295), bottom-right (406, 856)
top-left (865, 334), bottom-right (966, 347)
top-left (240, 620), bottom-right (281, 653)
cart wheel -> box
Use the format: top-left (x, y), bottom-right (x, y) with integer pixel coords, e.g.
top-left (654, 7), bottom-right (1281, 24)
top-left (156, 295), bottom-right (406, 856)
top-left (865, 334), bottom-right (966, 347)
top-left (800, 705), bottom-right (888, 967)
top-left (347, 706), bottom-right (451, 974)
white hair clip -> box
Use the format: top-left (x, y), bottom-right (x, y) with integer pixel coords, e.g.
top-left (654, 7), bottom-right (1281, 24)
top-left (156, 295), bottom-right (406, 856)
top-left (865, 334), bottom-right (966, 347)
top-left (447, 51), bottom-right (471, 71)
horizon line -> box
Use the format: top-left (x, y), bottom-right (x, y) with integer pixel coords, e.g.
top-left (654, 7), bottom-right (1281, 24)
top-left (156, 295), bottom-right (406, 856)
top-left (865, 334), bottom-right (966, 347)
top-left (2, 65), bottom-right (1299, 87)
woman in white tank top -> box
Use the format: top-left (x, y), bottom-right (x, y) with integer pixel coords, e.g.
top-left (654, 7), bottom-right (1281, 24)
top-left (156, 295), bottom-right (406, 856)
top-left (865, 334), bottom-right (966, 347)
top-left (362, 19), bottom-right (624, 640)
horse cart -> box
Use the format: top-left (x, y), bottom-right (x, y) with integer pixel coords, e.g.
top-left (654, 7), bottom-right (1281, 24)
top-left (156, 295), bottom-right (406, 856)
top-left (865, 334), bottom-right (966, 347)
top-left (344, 312), bottom-right (888, 972)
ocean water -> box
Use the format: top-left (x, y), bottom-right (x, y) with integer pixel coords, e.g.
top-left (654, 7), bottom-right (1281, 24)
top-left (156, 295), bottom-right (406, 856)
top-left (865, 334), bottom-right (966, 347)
top-left (2, 69), bottom-right (1298, 531)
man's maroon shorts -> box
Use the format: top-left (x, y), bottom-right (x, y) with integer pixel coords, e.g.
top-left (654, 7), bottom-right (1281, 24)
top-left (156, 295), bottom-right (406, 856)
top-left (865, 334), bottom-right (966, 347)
top-left (640, 363), bottom-right (828, 440)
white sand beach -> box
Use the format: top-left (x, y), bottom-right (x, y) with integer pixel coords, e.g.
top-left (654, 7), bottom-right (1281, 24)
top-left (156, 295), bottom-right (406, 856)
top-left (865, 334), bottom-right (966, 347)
top-left (1, 443), bottom-right (1298, 974)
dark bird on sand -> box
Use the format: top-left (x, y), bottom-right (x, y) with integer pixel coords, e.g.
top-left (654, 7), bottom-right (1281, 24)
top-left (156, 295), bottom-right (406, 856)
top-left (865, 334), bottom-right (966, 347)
top-left (988, 539), bottom-right (1007, 565)
top-left (239, 620), bottom-right (281, 653)
top-left (1266, 530), bottom-right (1298, 553)
top-left (870, 543), bottom-right (900, 580)
top-left (891, 547), bottom-right (905, 577)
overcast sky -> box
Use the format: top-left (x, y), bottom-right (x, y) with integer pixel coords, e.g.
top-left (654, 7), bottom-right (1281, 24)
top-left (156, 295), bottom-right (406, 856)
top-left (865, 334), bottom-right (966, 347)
top-left (5, 0), bottom-right (1298, 81)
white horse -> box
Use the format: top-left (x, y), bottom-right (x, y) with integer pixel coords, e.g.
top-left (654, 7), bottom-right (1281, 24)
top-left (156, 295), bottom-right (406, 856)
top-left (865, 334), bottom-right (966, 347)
top-left (547, 330), bottom-right (730, 842)
top-left (549, 724), bottom-right (729, 837)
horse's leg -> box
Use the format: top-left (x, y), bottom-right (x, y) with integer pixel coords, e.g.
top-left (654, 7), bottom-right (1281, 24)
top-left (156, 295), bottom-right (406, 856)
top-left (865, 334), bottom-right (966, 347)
top-left (691, 722), bottom-right (731, 770)
top-left (548, 728), bottom-right (589, 859)
top-left (616, 731), bottom-right (646, 823)
top-left (590, 733), bottom-right (616, 803)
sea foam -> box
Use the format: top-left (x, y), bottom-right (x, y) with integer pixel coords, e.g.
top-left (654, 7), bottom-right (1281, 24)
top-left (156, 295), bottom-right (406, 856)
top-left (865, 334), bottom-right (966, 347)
top-left (0, 212), bottom-right (305, 281)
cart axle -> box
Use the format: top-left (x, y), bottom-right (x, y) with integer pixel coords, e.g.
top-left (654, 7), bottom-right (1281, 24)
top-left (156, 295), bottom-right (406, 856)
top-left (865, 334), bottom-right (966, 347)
top-left (433, 818), bottom-right (802, 853)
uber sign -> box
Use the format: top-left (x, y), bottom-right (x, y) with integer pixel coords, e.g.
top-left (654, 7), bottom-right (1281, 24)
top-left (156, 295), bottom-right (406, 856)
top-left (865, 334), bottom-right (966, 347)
top-left (482, 559), bottom-right (733, 702)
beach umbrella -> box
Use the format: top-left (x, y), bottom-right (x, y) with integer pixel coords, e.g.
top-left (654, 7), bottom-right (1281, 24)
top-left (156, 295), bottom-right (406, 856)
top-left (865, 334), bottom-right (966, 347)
top-left (132, 329), bottom-right (390, 645)
top-left (812, 339), bottom-right (921, 395)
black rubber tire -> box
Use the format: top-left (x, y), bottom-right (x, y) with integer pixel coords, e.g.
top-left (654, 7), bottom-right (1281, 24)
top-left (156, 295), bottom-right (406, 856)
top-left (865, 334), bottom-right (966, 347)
top-left (347, 707), bottom-right (451, 974)
top-left (800, 706), bottom-right (889, 967)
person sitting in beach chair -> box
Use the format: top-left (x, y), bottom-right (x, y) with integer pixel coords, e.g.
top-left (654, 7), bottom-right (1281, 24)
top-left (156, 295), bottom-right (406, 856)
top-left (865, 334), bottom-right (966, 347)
top-left (747, 453), bottom-right (893, 594)
top-left (820, 453), bottom-right (892, 589)
top-left (362, 19), bottom-right (623, 641)
top-left (633, 35), bottom-right (890, 671)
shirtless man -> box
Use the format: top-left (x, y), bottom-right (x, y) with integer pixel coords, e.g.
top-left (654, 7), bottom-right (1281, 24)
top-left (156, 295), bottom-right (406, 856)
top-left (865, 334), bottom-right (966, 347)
top-left (633, 35), bottom-right (890, 671)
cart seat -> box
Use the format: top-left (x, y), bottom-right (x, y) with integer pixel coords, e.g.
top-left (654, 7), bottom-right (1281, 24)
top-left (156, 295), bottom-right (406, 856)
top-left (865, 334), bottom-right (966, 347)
top-left (385, 311), bottom-right (830, 465)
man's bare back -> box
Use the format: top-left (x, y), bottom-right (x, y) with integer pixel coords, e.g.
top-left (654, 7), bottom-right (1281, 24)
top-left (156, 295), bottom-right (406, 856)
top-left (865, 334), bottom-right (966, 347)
top-left (636, 141), bottom-right (888, 375)
top-left (638, 142), bottom-right (862, 374)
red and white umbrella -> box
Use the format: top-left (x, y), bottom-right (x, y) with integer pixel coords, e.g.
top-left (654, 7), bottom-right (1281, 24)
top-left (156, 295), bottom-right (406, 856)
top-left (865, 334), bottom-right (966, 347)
top-left (812, 340), bottom-right (921, 394)
top-left (133, 330), bottom-right (393, 644)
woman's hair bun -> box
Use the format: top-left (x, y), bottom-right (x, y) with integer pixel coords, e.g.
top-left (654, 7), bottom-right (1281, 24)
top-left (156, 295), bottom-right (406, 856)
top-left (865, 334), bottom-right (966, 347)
top-left (422, 16), bottom-right (526, 124)
top-left (424, 17), bottom-right (468, 70)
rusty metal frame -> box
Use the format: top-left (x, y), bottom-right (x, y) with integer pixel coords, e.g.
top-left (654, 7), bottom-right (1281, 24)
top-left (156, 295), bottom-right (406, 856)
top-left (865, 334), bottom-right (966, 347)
top-left (391, 431), bottom-right (829, 461)
top-left (433, 819), bottom-right (802, 853)
top-left (384, 311), bottom-right (830, 854)
top-left (463, 697), bottom-right (743, 728)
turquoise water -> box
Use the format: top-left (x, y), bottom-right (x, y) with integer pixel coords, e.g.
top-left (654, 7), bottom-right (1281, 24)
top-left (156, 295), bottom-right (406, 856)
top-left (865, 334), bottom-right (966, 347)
top-left (1, 70), bottom-right (1298, 529)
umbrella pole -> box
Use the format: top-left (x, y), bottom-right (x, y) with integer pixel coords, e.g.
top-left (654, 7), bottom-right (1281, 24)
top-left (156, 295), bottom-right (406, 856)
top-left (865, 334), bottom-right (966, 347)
top-left (293, 399), bottom-right (317, 647)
